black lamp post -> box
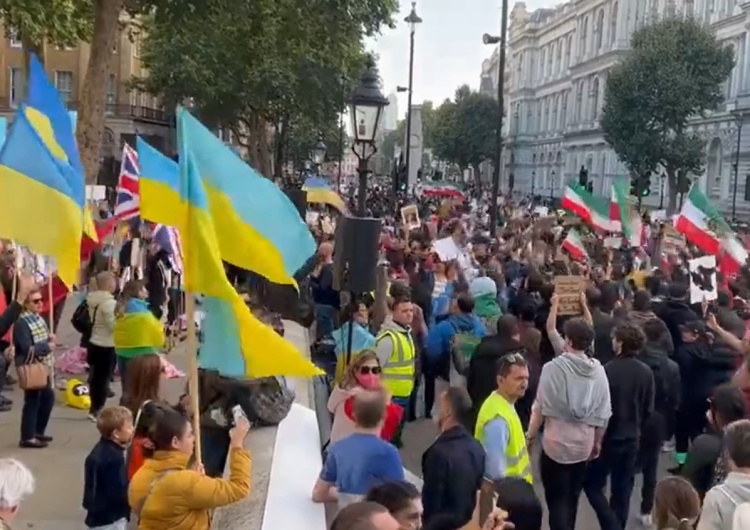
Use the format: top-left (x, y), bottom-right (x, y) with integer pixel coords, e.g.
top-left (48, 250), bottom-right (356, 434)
top-left (659, 173), bottom-right (666, 209)
top-left (403, 3), bottom-right (422, 195)
top-left (531, 171), bottom-right (536, 195)
top-left (310, 136), bottom-right (327, 174)
top-left (733, 112), bottom-right (743, 222)
top-left (349, 59), bottom-right (390, 216)
top-left (549, 170), bottom-right (555, 200)
top-left (483, 0), bottom-right (508, 236)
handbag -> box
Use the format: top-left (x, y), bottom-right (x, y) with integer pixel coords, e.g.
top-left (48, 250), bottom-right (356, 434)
top-left (16, 346), bottom-right (49, 390)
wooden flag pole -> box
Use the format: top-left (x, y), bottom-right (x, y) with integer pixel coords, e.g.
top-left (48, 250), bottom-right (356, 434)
top-left (47, 273), bottom-right (54, 333)
top-left (185, 293), bottom-right (202, 463)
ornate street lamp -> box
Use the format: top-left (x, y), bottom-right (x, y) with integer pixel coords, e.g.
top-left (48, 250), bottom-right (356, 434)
top-left (310, 136), bottom-right (327, 172)
top-left (349, 58), bottom-right (389, 215)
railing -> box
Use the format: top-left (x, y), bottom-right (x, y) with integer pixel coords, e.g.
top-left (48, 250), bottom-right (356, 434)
top-left (0, 98), bottom-right (173, 125)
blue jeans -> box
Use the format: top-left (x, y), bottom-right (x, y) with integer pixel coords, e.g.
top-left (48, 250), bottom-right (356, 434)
top-left (21, 380), bottom-right (54, 441)
top-left (314, 304), bottom-right (337, 340)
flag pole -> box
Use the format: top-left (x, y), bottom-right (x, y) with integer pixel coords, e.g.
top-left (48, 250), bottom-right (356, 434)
top-left (185, 293), bottom-right (202, 463)
top-left (47, 269), bottom-right (54, 333)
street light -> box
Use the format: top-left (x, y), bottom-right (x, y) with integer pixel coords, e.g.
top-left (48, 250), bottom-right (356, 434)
top-left (310, 136), bottom-right (327, 172)
top-left (483, 0), bottom-right (509, 236)
top-left (349, 58), bottom-right (390, 216)
top-left (403, 2), bottom-right (422, 196)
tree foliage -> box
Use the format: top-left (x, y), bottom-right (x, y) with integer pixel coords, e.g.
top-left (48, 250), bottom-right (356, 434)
top-left (432, 85), bottom-right (500, 182)
top-left (0, 0), bottom-right (92, 64)
top-left (135, 0), bottom-right (397, 175)
top-left (601, 16), bottom-right (734, 212)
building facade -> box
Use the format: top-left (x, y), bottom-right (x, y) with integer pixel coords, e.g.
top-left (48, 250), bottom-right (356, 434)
top-left (501, 0), bottom-right (750, 214)
top-left (0, 21), bottom-right (174, 185)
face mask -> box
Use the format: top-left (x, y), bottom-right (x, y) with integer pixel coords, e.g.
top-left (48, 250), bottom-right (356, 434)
top-left (356, 374), bottom-right (380, 389)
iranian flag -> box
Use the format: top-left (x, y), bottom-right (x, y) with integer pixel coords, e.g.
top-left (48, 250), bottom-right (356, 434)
top-left (674, 186), bottom-right (730, 254)
top-left (611, 180), bottom-right (643, 246)
top-left (561, 184), bottom-right (612, 232)
top-left (720, 235), bottom-right (749, 279)
top-left (562, 228), bottom-right (588, 261)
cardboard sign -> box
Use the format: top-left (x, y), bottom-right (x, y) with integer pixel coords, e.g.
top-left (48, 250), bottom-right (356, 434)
top-left (689, 255), bottom-right (718, 303)
top-left (554, 275), bottom-right (586, 315)
top-left (401, 204), bottom-right (421, 230)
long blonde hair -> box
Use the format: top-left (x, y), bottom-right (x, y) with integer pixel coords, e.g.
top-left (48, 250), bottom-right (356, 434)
top-left (115, 279), bottom-right (145, 317)
top-left (338, 350), bottom-right (380, 390)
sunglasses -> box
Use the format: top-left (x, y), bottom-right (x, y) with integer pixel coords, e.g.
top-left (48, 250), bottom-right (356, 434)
top-left (29, 298), bottom-right (43, 304)
top-left (502, 352), bottom-right (526, 363)
top-left (359, 366), bottom-right (382, 375)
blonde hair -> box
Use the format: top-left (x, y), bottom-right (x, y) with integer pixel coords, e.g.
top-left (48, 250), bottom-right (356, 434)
top-left (96, 405), bottom-right (133, 438)
top-left (338, 350), bottom-right (380, 390)
top-left (94, 271), bottom-right (115, 292)
top-left (0, 458), bottom-right (35, 509)
top-left (115, 279), bottom-right (145, 317)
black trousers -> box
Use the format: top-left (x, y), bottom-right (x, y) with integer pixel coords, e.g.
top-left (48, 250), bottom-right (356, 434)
top-left (87, 344), bottom-right (116, 414)
top-left (540, 451), bottom-right (587, 530)
top-left (202, 427), bottom-right (231, 478)
top-left (584, 439), bottom-right (639, 530)
top-left (21, 381), bottom-right (54, 441)
top-left (423, 353), bottom-right (449, 418)
top-left (675, 401), bottom-right (708, 454)
top-left (637, 436), bottom-right (662, 515)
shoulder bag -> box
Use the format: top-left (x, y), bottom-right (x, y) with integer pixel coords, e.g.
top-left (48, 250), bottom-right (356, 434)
top-left (16, 346), bottom-right (48, 390)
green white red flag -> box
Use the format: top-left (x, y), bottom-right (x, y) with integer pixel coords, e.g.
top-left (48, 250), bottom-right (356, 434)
top-left (562, 228), bottom-right (588, 261)
top-left (561, 184), bottom-right (613, 232)
top-left (611, 180), bottom-right (642, 247)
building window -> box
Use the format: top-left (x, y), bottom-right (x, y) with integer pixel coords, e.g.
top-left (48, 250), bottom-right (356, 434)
top-left (556, 41), bottom-right (562, 74)
top-left (106, 74), bottom-right (117, 115)
top-left (575, 82), bottom-right (583, 122)
top-left (8, 27), bottom-right (21, 48)
top-left (9, 67), bottom-right (24, 108)
top-left (548, 44), bottom-right (553, 77)
top-left (562, 91), bottom-right (568, 126)
top-left (580, 17), bottom-right (588, 58)
top-left (590, 77), bottom-right (600, 120)
top-left (611, 2), bottom-right (618, 44)
top-left (596, 9), bottom-right (604, 50)
top-left (552, 95), bottom-right (559, 130)
top-left (540, 49), bottom-right (546, 80)
top-left (133, 35), bottom-right (141, 57)
top-left (54, 71), bottom-right (73, 105)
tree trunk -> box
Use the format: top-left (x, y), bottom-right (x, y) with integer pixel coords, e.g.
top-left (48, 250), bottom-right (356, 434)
top-left (257, 117), bottom-right (272, 178)
top-left (473, 165), bottom-right (483, 197)
top-left (77, 0), bottom-right (123, 184)
top-left (666, 166), bottom-right (678, 215)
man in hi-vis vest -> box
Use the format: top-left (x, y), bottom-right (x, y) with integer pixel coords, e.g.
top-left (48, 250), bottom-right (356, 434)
top-left (374, 294), bottom-right (416, 411)
top-left (474, 353), bottom-right (532, 523)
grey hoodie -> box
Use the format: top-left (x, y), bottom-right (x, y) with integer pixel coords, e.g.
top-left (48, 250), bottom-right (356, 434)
top-left (698, 472), bottom-right (750, 530)
top-left (538, 352), bottom-right (611, 427)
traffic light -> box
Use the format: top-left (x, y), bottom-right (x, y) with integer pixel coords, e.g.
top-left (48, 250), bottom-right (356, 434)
top-left (630, 172), bottom-right (652, 197)
top-left (641, 172), bottom-right (652, 197)
top-left (630, 175), bottom-right (639, 196)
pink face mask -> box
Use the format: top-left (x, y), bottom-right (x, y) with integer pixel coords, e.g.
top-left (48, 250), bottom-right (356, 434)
top-left (356, 374), bottom-right (381, 390)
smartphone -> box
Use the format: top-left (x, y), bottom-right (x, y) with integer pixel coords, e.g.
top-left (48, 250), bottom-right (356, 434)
top-left (231, 404), bottom-right (247, 426)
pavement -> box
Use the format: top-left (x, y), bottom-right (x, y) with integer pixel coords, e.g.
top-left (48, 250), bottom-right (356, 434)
top-left (401, 418), bottom-right (674, 530)
top-left (0, 299), bottom-right (313, 530)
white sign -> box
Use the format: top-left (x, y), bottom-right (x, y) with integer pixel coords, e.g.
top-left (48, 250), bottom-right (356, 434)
top-left (689, 254), bottom-right (718, 303)
top-left (533, 206), bottom-right (549, 217)
top-left (85, 185), bottom-right (106, 201)
top-left (433, 237), bottom-right (460, 262)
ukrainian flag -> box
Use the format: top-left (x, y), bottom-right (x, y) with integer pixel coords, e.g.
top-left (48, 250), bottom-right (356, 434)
top-left (136, 136), bottom-right (185, 228)
top-left (26, 53), bottom-right (97, 243)
top-left (303, 177), bottom-right (348, 213)
top-left (113, 298), bottom-right (165, 357)
top-left (0, 108), bottom-right (82, 288)
top-left (330, 321), bottom-right (376, 382)
top-left (138, 133), bottom-right (320, 377)
top-left (178, 109), bottom-right (315, 286)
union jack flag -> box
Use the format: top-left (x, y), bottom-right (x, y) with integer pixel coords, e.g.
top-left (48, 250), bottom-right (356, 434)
top-left (113, 143), bottom-right (140, 222)
top-left (151, 223), bottom-right (184, 274)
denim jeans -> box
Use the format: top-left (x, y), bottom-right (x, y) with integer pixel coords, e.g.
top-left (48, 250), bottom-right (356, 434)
top-left (88, 518), bottom-right (127, 530)
top-left (202, 427), bottom-right (231, 478)
top-left (584, 439), bottom-right (639, 530)
top-left (21, 380), bottom-right (54, 441)
top-left (314, 304), bottom-right (337, 340)
top-left (540, 451), bottom-right (587, 530)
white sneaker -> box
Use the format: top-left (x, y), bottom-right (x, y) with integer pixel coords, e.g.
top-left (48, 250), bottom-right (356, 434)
top-left (640, 513), bottom-right (653, 527)
top-left (662, 439), bottom-right (675, 452)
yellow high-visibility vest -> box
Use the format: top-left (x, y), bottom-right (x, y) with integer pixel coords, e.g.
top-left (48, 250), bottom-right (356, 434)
top-left (375, 329), bottom-right (415, 398)
top-left (475, 392), bottom-right (533, 484)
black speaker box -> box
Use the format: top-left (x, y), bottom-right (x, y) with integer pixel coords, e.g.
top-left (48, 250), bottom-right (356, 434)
top-left (333, 216), bottom-right (381, 293)
top-left (285, 189), bottom-right (307, 219)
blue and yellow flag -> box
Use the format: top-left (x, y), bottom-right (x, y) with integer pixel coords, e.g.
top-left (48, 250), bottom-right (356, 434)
top-left (303, 177), bottom-right (348, 213)
top-left (0, 108), bottom-right (82, 287)
top-left (138, 133), bottom-right (320, 377)
top-left (26, 54), bottom-right (97, 242)
top-left (178, 109), bottom-right (315, 286)
top-left (113, 298), bottom-right (165, 357)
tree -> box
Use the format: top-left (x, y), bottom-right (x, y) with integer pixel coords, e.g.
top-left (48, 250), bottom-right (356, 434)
top-left (432, 85), bottom-right (500, 191)
top-left (0, 0), bottom-right (92, 67)
top-left (135, 0), bottom-right (397, 176)
top-left (601, 16), bottom-right (734, 213)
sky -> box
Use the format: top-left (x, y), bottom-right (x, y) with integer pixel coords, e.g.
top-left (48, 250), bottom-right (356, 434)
top-left (366, 0), bottom-right (558, 118)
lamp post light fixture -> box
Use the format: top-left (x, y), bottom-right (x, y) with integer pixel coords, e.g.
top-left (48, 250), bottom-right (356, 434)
top-left (310, 136), bottom-right (327, 173)
top-left (349, 58), bottom-right (390, 216)
top-left (483, 0), bottom-right (509, 236)
top-left (403, 2), bottom-right (422, 199)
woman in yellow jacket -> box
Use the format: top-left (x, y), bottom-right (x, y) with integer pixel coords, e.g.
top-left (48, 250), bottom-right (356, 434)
top-left (128, 408), bottom-right (251, 530)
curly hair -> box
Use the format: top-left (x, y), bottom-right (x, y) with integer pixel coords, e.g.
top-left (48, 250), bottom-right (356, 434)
top-left (613, 321), bottom-right (646, 357)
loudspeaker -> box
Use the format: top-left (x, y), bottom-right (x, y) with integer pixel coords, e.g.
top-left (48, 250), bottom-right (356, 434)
top-left (285, 189), bottom-right (307, 219)
top-left (333, 216), bottom-right (381, 293)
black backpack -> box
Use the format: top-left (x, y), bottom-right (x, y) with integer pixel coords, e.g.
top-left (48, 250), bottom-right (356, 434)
top-left (71, 300), bottom-right (96, 346)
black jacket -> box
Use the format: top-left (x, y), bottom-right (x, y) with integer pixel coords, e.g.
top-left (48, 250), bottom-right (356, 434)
top-left (421, 425), bottom-right (485, 527)
top-left (13, 314), bottom-right (51, 366)
top-left (674, 340), bottom-right (738, 405)
top-left (638, 343), bottom-right (681, 443)
top-left (83, 438), bottom-right (130, 526)
top-left (657, 299), bottom-right (701, 351)
top-left (604, 356), bottom-right (655, 444)
top-left (592, 309), bottom-right (617, 365)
